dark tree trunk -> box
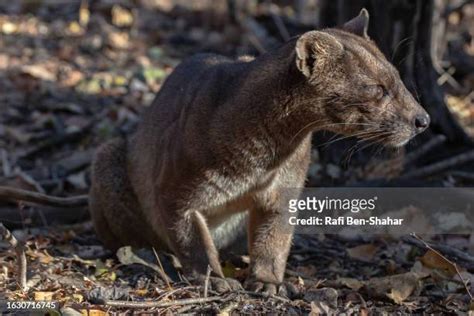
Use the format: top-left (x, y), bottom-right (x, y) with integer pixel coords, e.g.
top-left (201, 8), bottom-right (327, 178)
top-left (319, 0), bottom-right (471, 145)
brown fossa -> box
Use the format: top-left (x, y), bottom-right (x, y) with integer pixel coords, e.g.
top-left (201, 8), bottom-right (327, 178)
top-left (0, 9), bottom-right (429, 295)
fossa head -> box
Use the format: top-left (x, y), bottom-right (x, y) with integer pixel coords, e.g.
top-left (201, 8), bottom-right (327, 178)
top-left (295, 9), bottom-right (429, 147)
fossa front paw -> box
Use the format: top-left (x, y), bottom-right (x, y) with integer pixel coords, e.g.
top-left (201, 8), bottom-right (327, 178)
top-left (244, 279), bottom-right (288, 297)
top-left (194, 274), bottom-right (243, 293)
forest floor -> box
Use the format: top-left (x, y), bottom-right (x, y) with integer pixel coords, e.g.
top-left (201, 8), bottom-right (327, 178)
top-left (0, 1), bottom-right (474, 314)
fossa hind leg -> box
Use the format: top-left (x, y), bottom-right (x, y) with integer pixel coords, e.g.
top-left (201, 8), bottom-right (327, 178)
top-left (89, 138), bottom-right (150, 250)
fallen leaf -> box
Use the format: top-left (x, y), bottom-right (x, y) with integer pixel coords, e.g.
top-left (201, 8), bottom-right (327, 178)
top-left (295, 264), bottom-right (317, 277)
top-left (108, 32), bottom-right (129, 49)
top-left (94, 259), bottom-right (116, 281)
top-left (134, 289), bottom-right (148, 296)
top-left (68, 21), bottom-right (84, 36)
top-left (336, 277), bottom-right (364, 291)
top-left (304, 287), bottom-right (338, 308)
top-left (420, 249), bottom-right (457, 277)
top-left (142, 66), bottom-right (167, 85)
top-left (116, 246), bottom-right (163, 275)
top-left (1, 22), bottom-right (17, 34)
top-left (87, 286), bottom-right (130, 304)
top-left (80, 309), bottom-right (107, 316)
top-left (410, 261), bottom-right (431, 278)
top-left (310, 301), bottom-right (332, 315)
top-left (61, 307), bottom-right (82, 316)
top-left (222, 261), bottom-right (237, 278)
top-left (79, 0), bottom-right (90, 26)
top-left (364, 272), bottom-right (423, 304)
top-left (347, 244), bottom-right (379, 262)
top-left (112, 5), bottom-right (134, 27)
top-left (218, 302), bottom-right (239, 316)
top-left (34, 291), bottom-right (54, 301)
top-left (21, 64), bottom-right (56, 81)
top-left (72, 294), bottom-right (84, 303)
top-left (309, 302), bottom-right (322, 316)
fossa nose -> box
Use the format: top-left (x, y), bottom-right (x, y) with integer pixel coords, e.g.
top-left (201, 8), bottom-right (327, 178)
top-left (413, 113), bottom-right (430, 133)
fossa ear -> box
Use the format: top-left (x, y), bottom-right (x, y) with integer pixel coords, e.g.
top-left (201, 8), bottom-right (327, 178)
top-left (343, 8), bottom-right (370, 39)
top-left (295, 31), bottom-right (344, 78)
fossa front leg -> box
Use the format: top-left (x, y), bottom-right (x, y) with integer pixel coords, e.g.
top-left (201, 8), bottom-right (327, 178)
top-left (245, 192), bottom-right (294, 296)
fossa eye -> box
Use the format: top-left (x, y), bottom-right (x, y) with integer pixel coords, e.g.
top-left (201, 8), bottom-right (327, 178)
top-left (367, 85), bottom-right (387, 100)
top-left (376, 85), bottom-right (389, 99)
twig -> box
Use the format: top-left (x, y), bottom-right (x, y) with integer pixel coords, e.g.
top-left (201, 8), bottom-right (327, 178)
top-left (239, 16), bottom-right (271, 53)
top-left (175, 305), bottom-right (195, 314)
top-left (450, 171), bottom-right (474, 182)
top-left (103, 296), bottom-right (224, 308)
top-left (400, 149), bottom-right (474, 179)
top-left (409, 233), bottom-right (473, 300)
top-left (437, 67), bottom-right (463, 91)
top-left (246, 33), bottom-right (266, 54)
top-left (1, 149), bottom-right (11, 177)
top-left (403, 135), bottom-right (446, 166)
top-left (236, 290), bottom-right (290, 302)
top-left (152, 247), bottom-right (173, 290)
top-left (13, 122), bottom-right (93, 161)
top-left (0, 205), bottom-right (89, 229)
top-left (269, 4), bottom-right (290, 41)
top-left (204, 265), bottom-right (212, 298)
top-left (0, 186), bottom-right (88, 207)
top-left (0, 223), bottom-right (27, 291)
top-left (156, 286), bottom-right (197, 301)
top-left (402, 235), bottom-right (474, 265)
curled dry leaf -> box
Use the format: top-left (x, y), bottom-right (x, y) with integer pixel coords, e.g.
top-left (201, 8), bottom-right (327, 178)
top-left (112, 5), bottom-right (134, 27)
top-left (309, 301), bottom-right (333, 316)
top-left (304, 287), bottom-right (338, 308)
top-left (363, 272), bottom-right (424, 304)
top-left (420, 249), bottom-right (457, 277)
top-left (347, 244), bottom-right (379, 262)
top-left (34, 291), bottom-right (54, 301)
top-left (336, 277), bottom-right (364, 291)
top-left (78, 309), bottom-right (107, 316)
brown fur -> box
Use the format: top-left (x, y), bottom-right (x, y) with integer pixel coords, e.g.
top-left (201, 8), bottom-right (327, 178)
top-left (89, 10), bottom-right (429, 294)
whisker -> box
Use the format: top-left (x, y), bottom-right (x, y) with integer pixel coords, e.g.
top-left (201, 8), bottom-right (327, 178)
top-left (290, 119), bottom-right (328, 144)
top-left (391, 36), bottom-right (414, 62)
top-left (354, 132), bottom-right (393, 154)
top-left (341, 130), bottom-right (393, 167)
top-left (317, 129), bottom-right (385, 148)
top-left (290, 121), bottom-right (380, 144)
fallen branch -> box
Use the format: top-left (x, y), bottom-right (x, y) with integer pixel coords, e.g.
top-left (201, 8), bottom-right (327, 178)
top-left (26, 149), bottom-right (93, 182)
top-left (269, 4), bottom-right (290, 41)
top-left (0, 205), bottom-right (89, 229)
top-left (0, 186), bottom-right (88, 207)
top-left (236, 290), bottom-right (290, 302)
top-left (403, 135), bottom-right (446, 166)
top-left (402, 235), bottom-right (474, 265)
top-left (0, 222), bottom-right (27, 291)
top-left (399, 149), bottom-right (474, 179)
top-left (204, 265), bottom-right (212, 298)
top-left (409, 233), bottom-right (473, 300)
top-left (450, 171), bottom-right (474, 182)
top-left (103, 296), bottom-right (224, 309)
top-left (152, 247), bottom-right (173, 290)
top-left (13, 122), bottom-right (93, 161)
